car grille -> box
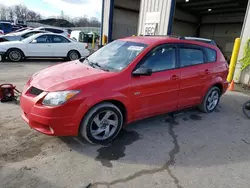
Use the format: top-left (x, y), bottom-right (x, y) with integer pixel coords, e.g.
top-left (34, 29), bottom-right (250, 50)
top-left (29, 87), bottom-right (43, 96)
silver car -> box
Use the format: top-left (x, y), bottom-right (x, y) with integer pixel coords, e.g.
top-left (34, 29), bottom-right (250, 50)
top-left (0, 30), bottom-right (48, 42)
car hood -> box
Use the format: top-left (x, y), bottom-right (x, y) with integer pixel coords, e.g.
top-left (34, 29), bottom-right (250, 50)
top-left (30, 61), bottom-right (114, 91)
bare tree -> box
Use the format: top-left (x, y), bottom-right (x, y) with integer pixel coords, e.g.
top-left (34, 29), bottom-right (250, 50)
top-left (89, 17), bottom-right (100, 27)
top-left (0, 5), bottom-right (7, 20)
top-left (13, 4), bottom-right (28, 21)
top-left (7, 7), bottom-right (14, 20)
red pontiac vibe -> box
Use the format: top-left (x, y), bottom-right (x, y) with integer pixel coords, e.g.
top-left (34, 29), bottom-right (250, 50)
top-left (20, 36), bottom-right (229, 144)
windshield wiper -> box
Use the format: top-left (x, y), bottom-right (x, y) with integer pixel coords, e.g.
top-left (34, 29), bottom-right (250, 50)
top-left (79, 57), bottom-right (110, 72)
top-left (79, 57), bottom-right (88, 63)
top-left (89, 62), bottom-right (110, 72)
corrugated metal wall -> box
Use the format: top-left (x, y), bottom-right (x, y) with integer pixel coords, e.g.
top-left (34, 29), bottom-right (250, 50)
top-left (138, 0), bottom-right (173, 35)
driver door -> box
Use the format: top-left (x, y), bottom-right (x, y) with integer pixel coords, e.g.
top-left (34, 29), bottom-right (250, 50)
top-left (131, 44), bottom-right (180, 119)
top-left (26, 34), bottom-right (53, 57)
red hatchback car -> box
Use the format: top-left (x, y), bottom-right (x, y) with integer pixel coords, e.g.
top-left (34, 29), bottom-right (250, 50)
top-left (20, 36), bottom-right (228, 144)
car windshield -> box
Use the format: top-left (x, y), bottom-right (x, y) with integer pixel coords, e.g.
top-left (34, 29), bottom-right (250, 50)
top-left (84, 40), bottom-right (147, 72)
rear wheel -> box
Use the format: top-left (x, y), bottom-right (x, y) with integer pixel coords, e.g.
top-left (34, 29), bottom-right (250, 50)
top-left (7, 49), bottom-right (23, 62)
top-left (242, 100), bottom-right (250, 119)
top-left (198, 86), bottom-right (221, 113)
top-left (67, 50), bottom-right (80, 61)
top-left (79, 102), bottom-right (123, 144)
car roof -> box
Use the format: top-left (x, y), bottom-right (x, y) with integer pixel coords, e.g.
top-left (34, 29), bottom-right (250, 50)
top-left (121, 36), bottom-right (217, 49)
top-left (35, 27), bottom-right (67, 31)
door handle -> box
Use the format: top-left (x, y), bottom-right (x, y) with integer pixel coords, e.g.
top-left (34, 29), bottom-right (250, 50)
top-left (170, 75), bottom-right (179, 80)
top-left (204, 69), bottom-right (210, 74)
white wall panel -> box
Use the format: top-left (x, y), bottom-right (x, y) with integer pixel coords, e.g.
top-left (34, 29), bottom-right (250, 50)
top-left (138, 0), bottom-right (172, 35)
top-left (234, 0), bottom-right (250, 84)
top-left (102, 0), bottom-right (111, 37)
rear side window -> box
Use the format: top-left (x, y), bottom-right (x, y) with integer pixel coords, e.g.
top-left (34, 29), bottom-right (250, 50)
top-left (179, 48), bottom-right (204, 67)
top-left (52, 35), bottom-right (70, 43)
top-left (204, 47), bottom-right (217, 62)
top-left (22, 31), bottom-right (42, 39)
top-left (46, 28), bottom-right (64, 34)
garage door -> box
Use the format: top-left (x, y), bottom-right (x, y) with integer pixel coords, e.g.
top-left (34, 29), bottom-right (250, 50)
top-left (112, 8), bottom-right (139, 40)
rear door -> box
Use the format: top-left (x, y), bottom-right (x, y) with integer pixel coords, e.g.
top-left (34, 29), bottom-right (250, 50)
top-left (178, 44), bottom-right (213, 108)
top-left (50, 35), bottom-right (72, 57)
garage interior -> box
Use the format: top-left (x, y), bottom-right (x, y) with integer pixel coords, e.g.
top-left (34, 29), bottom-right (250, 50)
top-left (112, 0), bottom-right (140, 40)
top-left (172, 0), bottom-right (248, 61)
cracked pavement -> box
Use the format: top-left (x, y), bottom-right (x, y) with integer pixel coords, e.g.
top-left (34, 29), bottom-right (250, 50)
top-left (1, 61), bottom-right (250, 188)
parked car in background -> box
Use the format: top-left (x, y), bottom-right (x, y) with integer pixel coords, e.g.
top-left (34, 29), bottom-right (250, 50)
top-left (0, 24), bottom-right (4, 35)
top-left (35, 27), bottom-right (70, 37)
top-left (0, 22), bottom-right (13, 34)
top-left (0, 30), bottom-right (48, 42)
top-left (20, 36), bottom-right (228, 144)
top-left (10, 27), bottom-right (33, 33)
top-left (0, 33), bottom-right (89, 62)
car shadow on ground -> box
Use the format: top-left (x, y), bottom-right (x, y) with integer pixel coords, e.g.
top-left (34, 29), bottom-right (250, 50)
top-left (59, 92), bottom-right (250, 170)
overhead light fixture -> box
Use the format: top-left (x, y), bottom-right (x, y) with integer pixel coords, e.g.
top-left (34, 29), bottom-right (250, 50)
top-left (185, 0), bottom-right (189, 2)
top-left (208, 8), bottom-right (212, 11)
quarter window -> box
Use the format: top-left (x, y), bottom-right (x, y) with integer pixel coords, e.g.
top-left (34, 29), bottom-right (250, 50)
top-left (204, 47), bottom-right (217, 62)
top-left (179, 48), bottom-right (204, 67)
top-left (140, 45), bottom-right (176, 72)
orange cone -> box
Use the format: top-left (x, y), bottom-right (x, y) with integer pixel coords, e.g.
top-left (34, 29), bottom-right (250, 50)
top-left (228, 80), bottom-right (235, 91)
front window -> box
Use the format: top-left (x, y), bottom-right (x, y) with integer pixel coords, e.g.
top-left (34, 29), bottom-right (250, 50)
top-left (85, 40), bottom-right (147, 72)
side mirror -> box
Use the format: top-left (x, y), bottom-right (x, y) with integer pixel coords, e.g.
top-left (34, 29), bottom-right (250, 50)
top-left (31, 39), bottom-right (37, 43)
top-left (132, 67), bottom-right (152, 76)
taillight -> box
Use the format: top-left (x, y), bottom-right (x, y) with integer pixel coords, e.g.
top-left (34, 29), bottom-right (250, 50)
top-left (67, 34), bottom-right (70, 38)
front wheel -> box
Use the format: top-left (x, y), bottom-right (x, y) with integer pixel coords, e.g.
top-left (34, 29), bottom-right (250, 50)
top-left (198, 86), bottom-right (221, 113)
top-left (79, 102), bottom-right (123, 144)
top-left (242, 100), bottom-right (250, 119)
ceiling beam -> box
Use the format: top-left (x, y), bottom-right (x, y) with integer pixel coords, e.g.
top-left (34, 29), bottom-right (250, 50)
top-left (190, 3), bottom-right (239, 10)
top-left (201, 8), bottom-right (246, 14)
top-left (181, 0), bottom-right (233, 7)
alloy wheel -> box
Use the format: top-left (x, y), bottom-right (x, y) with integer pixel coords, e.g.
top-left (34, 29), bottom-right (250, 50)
top-left (90, 110), bottom-right (119, 140)
top-left (9, 51), bottom-right (21, 62)
top-left (206, 90), bottom-right (219, 111)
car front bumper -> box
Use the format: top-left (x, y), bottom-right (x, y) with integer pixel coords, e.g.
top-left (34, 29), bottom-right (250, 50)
top-left (20, 85), bottom-right (87, 136)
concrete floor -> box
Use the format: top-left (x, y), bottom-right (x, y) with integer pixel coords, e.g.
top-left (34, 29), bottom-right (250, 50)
top-left (0, 61), bottom-right (250, 188)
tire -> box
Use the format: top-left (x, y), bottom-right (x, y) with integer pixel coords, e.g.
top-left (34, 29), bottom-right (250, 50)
top-left (7, 49), bottom-right (23, 62)
top-left (198, 86), bottom-right (221, 113)
top-left (67, 50), bottom-right (80, 61)
top-left (242, 100), bottom-right (250, 119)
top-left (79, 102), bottom-right (123, 144)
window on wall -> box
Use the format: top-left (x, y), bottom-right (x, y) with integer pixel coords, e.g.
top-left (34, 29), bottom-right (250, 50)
top-left (179, 47), bottom-right (204, 67)
top-left (140, 45), bottom-right (176, 72)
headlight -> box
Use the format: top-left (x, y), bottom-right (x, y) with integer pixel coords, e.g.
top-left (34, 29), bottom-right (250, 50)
top-left (42, 90), bottom-right (80, 106)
